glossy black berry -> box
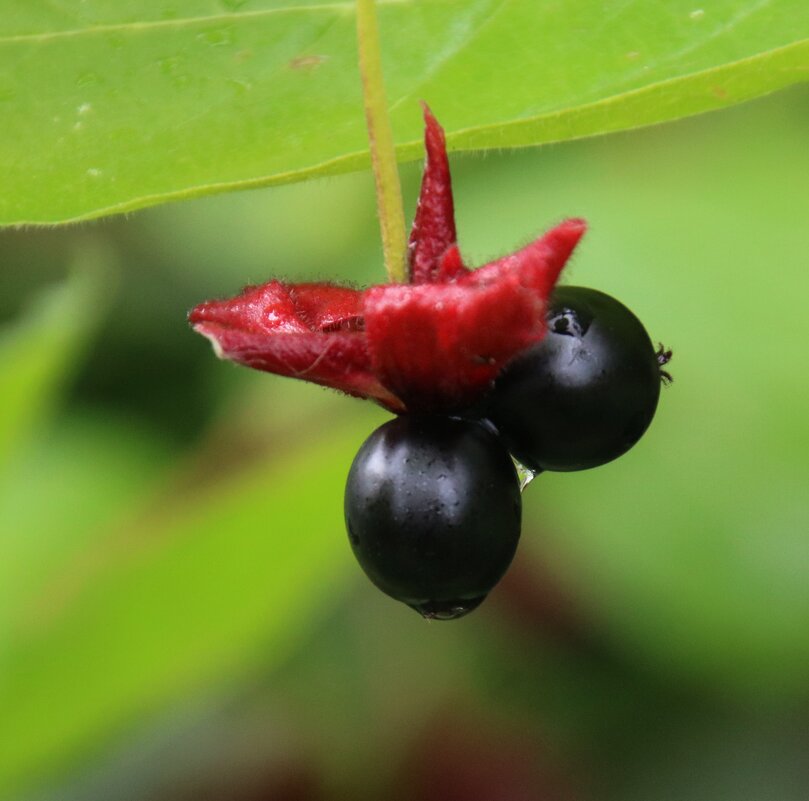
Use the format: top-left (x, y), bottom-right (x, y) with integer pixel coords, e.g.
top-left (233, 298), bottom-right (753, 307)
top-left (344, 415), bottom-right (521, 619)
top-left (487, 286), bottom-right (662, 472)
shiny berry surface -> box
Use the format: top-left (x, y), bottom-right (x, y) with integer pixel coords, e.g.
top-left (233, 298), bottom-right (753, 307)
top-left (487, 286), bottom-right (662, 472)
top-left (344, 416), bottom-right (521, 619)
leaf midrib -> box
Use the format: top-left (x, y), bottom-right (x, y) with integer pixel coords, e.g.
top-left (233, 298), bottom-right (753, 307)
top-left (0, 0), bottom-right (414, 45)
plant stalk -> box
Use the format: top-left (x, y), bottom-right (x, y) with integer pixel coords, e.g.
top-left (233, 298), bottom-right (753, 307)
top-left (356, 0), bottom-right (408, 283)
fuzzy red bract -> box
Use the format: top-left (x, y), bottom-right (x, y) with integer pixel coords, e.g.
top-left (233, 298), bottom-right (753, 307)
top-left (189, 107), bottom-right (586, 414)
top-left (191, 281), bottom-right (402, 410)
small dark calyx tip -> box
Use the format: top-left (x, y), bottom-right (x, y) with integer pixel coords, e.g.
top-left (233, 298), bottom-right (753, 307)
top-left (410, 595), bottom-right (486, 621)
top-left (656, 342), bottom-right (674, 385)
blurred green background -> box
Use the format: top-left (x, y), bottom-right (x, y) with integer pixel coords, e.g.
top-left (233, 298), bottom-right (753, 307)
top-left (2, 85), bottom-right (808, 801)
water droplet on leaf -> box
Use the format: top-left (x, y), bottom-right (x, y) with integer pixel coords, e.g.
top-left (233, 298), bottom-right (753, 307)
top-left (197, 27), bottom-right (234, 47)
top-left (76, 72), bottom-right (99, 88)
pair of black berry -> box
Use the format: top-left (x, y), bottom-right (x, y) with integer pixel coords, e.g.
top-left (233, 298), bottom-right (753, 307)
top-left (345, 287), bottom-right (669, 619)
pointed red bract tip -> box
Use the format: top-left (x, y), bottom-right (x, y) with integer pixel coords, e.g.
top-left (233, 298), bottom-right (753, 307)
top-left (189, 281), bottom-right (308, 335)
top-left (188, 281), bottom-right (364, 335)
top-left (408, 103), bottom-right (458, 285)
top-left (472, 219), bottom-right (587, 299)
top-left (540, 218), bottom-right (587, 265)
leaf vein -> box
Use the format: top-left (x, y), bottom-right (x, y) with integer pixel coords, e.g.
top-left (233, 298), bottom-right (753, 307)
top-left (0, 0), bottom-right (411, 46)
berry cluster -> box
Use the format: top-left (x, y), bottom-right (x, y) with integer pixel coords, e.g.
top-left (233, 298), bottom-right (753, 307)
top-left (345, 286), bottom-right (669, 619)
top-left (189, 107), bottom-right (671, 620)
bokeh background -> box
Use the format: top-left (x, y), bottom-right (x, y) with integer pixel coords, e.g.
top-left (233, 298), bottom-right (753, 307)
top-left (2, 84), bottom-right (808, 801)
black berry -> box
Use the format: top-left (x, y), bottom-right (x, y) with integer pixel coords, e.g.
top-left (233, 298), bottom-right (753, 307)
top-left (487, 286), bottom-right (663, 472)
top-left (344, 415), bottom-right (521, 619)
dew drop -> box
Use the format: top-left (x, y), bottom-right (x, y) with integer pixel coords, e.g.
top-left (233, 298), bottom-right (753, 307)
top-left (197, 27), bottom-right (234, 47)
top-left (512, 457), bottom-right (537, 492)
top-left (76, 71), bottom-right (99, 88)
top-left (86, 168), bottom-right (102, 178)
top-left (689, 8), bottom-right (705, 18)
top-left (226, 78), bottom-right (252, 95)
top-left (158, 55), bottom-right (190, 86)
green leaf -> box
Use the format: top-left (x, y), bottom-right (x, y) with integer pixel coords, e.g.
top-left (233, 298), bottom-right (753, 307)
top-left (1, 0), bottom-right (806, 225)
top-left (0, 253), bottom-right (110, 473)
top-left (0, 413), bottom-right (373, 799)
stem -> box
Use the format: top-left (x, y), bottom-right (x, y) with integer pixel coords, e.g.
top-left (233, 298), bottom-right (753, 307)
top-left (356, 0), bottom-right (408, 283)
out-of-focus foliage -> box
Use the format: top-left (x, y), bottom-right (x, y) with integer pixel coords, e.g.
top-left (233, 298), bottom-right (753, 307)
top-left (1, 0), bottom-right (807, 224)
top-left (0, 259), bottom-right (108, 474)
top-left (1, 86), bottom-right (808, 801)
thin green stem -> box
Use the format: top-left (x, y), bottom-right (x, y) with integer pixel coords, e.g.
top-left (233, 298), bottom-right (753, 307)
top-left (356, 0), bottom-right (408, 283)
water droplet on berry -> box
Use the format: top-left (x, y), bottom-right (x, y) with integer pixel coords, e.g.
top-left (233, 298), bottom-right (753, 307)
top-left (411, 596), bottom-right (485, 620)
top-left (512, 458), bottom-right (537, 491)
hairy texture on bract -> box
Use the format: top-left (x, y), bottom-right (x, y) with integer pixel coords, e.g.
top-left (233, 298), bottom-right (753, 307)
top-left (364, 221), bottom-right (586, 411)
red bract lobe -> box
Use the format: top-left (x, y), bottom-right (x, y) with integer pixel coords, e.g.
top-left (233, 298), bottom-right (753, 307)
top-left (189, 106), bottom-right (586, 414)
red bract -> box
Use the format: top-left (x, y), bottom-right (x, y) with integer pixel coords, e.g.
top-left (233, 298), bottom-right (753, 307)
top-left (189, 106), bottom-right (586, 414)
